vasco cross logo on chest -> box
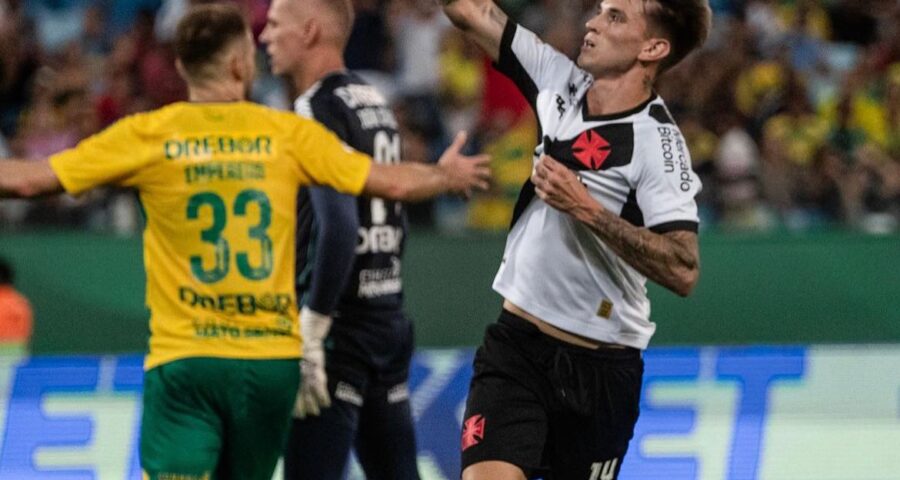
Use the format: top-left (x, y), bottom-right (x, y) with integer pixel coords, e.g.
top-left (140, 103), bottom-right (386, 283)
top-left (573, 130), bottom-right (611, 169)
top-left (543, 123), bottom-right (635, 172)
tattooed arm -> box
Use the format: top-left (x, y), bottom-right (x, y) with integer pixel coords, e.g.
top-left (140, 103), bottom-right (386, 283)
top-left (441, 0), bottom-right (508, 61)
top-left (532, 155), bottom-right (700, 297)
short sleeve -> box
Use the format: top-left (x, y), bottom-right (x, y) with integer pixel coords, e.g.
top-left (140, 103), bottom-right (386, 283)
top-left (48, 116), bottom-right (152, 195)
top-left (294, 88), bottom-right (351, 141)
top-left (495, 22), bottom-right (582, 105)
top-left (291, 119), bottom-right (372, 195)
top-left (634, 124), bottom-right (701, 233)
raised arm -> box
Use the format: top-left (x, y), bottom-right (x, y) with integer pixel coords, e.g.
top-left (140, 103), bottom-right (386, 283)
top-left (0, 159), bottom-right (63, 198)
top-left (441, 0), bottom-right (508, 61)
top-left (363, 132), bottom-right (491, 202)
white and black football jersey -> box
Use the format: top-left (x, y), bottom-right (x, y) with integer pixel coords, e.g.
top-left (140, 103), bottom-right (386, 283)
top-left (492, 22), bottom-right (702, 349)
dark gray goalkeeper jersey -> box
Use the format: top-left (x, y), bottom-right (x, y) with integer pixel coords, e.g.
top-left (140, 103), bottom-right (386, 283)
top-left (492, 22), bottom-right (702, 349)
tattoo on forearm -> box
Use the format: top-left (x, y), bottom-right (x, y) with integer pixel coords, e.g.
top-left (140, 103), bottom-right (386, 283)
top-left (586, 209), bottom-right (698, 293)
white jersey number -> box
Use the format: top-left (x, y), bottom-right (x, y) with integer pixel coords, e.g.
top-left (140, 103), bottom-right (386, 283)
top-left (370, 131), bottom-right (400, 225)
top-left (589, 458), bottom-right (618, 480)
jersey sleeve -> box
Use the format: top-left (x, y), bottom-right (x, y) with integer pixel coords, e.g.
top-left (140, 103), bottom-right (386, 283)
top-left (304, 186), bottom-right (359, 315)
top-left (48, 116), bottom-right (152, 195)
top-left (495, 21), bottom-right (581, 105)
top-left (291, 119), bottom-right (372, 195)
top-left (633, 124), bottom-right (701, 233)
top-left (295, 86), bottom-right (362, 315)
top-left (295, 90), bottom-right (351, 141)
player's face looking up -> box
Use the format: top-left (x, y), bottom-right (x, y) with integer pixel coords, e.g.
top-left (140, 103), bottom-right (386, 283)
top-left (577, 0), bottom-right (671, 78)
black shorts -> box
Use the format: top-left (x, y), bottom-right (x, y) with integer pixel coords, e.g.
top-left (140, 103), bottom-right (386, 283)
top-left (284, 312), bottom-right (419, 480)
top-left (325, 310), bottom-right (414, 389)
top-left (461, 310), bottom-right (643, 479)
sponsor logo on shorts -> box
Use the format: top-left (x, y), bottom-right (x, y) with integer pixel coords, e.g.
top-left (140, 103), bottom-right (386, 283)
top-left (387, 383), bottom-right (410, 404)
top-left (461, 414), bottom-right (485, 451)
top-left (334, 381), bottom-right (364, 407)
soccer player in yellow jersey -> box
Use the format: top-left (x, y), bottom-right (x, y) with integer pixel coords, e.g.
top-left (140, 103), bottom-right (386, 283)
top-left (0, 4), bottom-right (489, 480)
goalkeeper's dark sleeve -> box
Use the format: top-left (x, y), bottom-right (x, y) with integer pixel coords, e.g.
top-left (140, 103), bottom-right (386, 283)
top-left (304, 186), bottom-right (359, 316)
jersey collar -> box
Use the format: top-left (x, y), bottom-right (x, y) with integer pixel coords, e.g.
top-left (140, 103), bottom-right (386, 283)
top-left (580, 93), bottom-right (658, 122)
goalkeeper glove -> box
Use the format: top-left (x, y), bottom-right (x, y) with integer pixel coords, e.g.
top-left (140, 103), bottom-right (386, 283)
top-left (293, 306), bottom-right (332, 418)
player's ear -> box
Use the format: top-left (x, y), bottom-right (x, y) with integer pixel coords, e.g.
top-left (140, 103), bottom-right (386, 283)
top-left (638, 37), bottom-right (670, 64)
top-left (175, 59), bottom-right (189, 83)
top-left (227, 50), bottom-right (244, 84)
top-left (301, 17), bottom-right (320, 47)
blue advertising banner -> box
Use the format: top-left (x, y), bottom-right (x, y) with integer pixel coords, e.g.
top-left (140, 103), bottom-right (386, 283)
top-left (0, 346), bottom-right (898, 479)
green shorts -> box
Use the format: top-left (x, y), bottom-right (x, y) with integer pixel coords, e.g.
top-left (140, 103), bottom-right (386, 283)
top-left (140, 357), bottom-right (300, 480)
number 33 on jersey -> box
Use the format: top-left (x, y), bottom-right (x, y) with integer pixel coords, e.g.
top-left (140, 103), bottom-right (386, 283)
top-left (48, 101), bottom-right (374, 369)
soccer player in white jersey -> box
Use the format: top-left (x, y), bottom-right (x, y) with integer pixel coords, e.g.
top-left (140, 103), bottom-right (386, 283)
top-left (442, 0), bottom-right (710, 479)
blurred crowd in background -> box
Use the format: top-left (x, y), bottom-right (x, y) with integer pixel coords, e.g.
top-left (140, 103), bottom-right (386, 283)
top-left (0, 0), bottom-right (898, 234)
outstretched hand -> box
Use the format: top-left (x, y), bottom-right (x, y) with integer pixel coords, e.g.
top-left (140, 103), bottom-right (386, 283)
top-left (532, 155), bottom-right (602, 218)
top-left (437, 131), bottom-right (492, 198)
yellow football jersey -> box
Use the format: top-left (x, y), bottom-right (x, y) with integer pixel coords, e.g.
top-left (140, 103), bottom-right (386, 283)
top-left (49, 101), bottom-right (372, 369)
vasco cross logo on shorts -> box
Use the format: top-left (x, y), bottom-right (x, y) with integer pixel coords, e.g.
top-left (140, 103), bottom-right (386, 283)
top-left (461, 414), bottom-right (486, 451)
top-left (572, 130), bottom-right (611, 170)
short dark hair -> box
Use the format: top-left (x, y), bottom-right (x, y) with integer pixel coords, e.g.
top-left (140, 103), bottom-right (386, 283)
top-left (644, 0), bottom-right (712, 73)
top-left (175, 3), bottom-right (249, 80)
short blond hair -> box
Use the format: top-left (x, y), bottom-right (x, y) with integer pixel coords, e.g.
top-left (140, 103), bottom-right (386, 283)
top-left (325, 0), bottom-right (355, 37)
top-left (298, 0), bottom-right (355, 48)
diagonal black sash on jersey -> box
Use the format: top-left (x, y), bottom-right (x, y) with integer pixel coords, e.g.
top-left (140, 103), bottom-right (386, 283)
top-left (510, 179), bottom-right (537, 230)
